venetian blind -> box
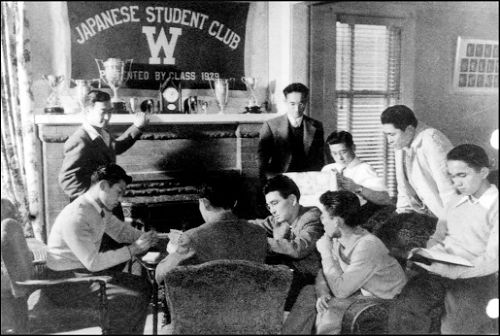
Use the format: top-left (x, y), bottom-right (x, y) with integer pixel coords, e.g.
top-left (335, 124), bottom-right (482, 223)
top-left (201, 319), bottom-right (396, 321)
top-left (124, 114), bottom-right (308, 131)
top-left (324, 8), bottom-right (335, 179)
top-left (335, 19), bottom-right (401, 197)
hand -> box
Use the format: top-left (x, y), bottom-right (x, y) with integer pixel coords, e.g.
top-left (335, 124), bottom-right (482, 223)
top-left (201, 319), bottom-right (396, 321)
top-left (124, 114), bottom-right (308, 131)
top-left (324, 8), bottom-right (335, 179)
top-left (129, 231), bottom-right (157, 256)
top-left (316, 235), bottom-right (333, 256)
top-left (133, 111), bottom-right (149, 129)
top-left (272, 222), bottom-right (291, 239)
top-left (337, 175), bottom-right (358, 193)
top-left (316, 295), bottom-right (332, 313)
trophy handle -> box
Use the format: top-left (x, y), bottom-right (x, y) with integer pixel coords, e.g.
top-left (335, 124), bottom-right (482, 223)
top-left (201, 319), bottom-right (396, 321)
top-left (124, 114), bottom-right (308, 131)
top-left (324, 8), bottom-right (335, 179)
top-left (125, 59), bottom-right (134, 82)
top-left (95, 59), bottom-right (105, 77)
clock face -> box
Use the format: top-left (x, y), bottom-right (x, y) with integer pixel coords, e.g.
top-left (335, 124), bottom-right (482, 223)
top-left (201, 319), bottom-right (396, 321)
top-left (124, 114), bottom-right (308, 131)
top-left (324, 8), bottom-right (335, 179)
top-left (163, 87), bottom-right (179, 102)
top-left (167, 103), bottom-right (176, 111)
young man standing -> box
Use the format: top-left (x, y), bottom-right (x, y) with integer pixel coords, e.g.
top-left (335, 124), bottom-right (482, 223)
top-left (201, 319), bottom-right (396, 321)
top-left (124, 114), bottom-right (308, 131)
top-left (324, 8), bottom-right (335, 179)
top-left (258, 83), bottom-right (325, 181)
top-left (389, 144), bottom-right (498, 334)
top-left (381, 105), bottom-right (456, 220)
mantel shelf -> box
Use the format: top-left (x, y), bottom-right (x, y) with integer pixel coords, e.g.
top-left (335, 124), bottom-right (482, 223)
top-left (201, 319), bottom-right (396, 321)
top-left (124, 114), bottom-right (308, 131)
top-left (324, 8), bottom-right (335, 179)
top-left (34, 112), bottom-right (279, 125)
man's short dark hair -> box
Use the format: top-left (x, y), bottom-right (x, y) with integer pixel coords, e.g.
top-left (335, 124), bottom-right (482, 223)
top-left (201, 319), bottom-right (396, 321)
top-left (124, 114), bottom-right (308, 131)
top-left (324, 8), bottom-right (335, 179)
top-left (264, 175), bottom-right (301, 201)
top-left (319, 190), bottom-right (361, 228)
top-left (84, 90), bottom-right (111, 109)
top-left (380, 105), bottom-right (418, 131)
top-left (90, 163), bottom-right (132, 186)
top-left (326, 130), bottom-right (355, 150)
top-left (447, 144), bottom-right (490, 171)
top-left (283, 83), bottom-right (309, 101)
top-left (198, 176), bottom-right (240, 210)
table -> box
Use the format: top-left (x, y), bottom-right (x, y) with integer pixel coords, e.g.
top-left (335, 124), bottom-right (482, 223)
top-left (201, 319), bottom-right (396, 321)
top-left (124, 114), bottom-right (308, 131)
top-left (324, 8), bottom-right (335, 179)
top-left (136, 251), bottom-right (167, 335)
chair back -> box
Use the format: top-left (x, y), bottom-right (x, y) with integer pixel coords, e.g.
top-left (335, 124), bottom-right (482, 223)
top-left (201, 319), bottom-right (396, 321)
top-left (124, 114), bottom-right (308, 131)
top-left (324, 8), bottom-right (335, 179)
top-left (1, 218), bottom-right (34, 298)
top-left (163, 259), bottom-right (293, 334)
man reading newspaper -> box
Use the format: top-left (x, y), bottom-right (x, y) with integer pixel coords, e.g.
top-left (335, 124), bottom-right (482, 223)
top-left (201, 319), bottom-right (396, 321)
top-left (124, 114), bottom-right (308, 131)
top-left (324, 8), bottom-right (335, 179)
top-left (389, 144), bottom-right (498, 334)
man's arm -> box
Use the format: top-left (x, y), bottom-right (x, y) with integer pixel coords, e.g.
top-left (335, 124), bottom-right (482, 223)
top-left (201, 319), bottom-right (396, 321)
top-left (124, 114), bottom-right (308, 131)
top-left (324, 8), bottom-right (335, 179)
top-left (103, 212), bottom-right (143, 244)
top-left (248, 217), bottom-right (274, 236)
top-left (113, 112), bottom-right (148, 154)
top-left (155, 234), bottom-right (196, 284)
top-left (422, 130), bottom-right (456, 215)
top-left (394, 150), bottom-right (414, 214)
top-left (58, 135), bottom-right (93, 199)
top-left (310, 122), bottom-right (325, 171)
top-left (62, 214), bottom-right (132, 272)
top-left (267, 209), bottom-right (324, 259)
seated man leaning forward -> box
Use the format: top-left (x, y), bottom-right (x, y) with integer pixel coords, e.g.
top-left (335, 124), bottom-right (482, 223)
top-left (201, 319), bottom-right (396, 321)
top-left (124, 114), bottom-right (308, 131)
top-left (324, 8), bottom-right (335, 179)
top-left (283, 190), bottom-right (407, 334)
top-left (389, 144), bottom-right (499, 334)
top-left (249, 174), bottom-right (324, 309)
top-left (155, 176), bottom-right (269, 284)
top-left (45, 163), bottom-right (158, 334)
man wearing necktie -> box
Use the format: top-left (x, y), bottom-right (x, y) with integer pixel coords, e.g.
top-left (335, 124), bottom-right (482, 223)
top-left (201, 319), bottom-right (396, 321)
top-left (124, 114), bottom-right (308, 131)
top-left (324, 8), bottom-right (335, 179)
top-left (58, 90), bottom-right (148, 253)
top-left (258, 83), bottom-right (325, 182)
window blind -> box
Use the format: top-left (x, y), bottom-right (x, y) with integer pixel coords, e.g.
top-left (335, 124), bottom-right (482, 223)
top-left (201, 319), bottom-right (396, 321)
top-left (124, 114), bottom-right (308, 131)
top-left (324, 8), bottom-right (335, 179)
top-left (335, 21), bottom-right (401, 196)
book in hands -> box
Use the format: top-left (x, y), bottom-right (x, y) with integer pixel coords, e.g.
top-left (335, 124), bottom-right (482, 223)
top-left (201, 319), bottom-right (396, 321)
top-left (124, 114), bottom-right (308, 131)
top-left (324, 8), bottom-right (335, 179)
top-left (408, 248), bottom-right (473, 267)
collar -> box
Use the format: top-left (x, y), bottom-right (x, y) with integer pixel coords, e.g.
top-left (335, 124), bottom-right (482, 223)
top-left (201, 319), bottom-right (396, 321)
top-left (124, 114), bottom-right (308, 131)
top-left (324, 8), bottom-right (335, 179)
top-left (454, 184), bottom-right (498, 209)
top-left (84, 192), bottom-right (105, 217)
top-left (403, 122), bottom-right (429, 153)
top-left (287, 114), bottom-right (304, 128)
top-left (345, 157), bottom-right (362, 170)
top-left (206, 210), bottom-right (238, 223)
top-left (337, 227), bottom-right (367, 253)
top-left (82, 121), bottom-right (105, 141)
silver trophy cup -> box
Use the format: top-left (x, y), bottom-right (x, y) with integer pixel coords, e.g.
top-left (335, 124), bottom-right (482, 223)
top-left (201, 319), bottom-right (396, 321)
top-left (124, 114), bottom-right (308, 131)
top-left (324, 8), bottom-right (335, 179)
top-left (95, 58), bottom-right (133, 105)
top-left (241, 76), bottom-right (258, 107)
top-left (209, 79), bottom-right (230, 114)
top-left (42, 74), bottom-right (65, 114)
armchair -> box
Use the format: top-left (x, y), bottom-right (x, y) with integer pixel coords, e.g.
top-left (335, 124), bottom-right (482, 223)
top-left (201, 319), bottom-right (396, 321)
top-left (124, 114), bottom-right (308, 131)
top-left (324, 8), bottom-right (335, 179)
top-left (1, 218), bottom-right (111, 334)
top-left (161, 259), bottom-right (293, 334)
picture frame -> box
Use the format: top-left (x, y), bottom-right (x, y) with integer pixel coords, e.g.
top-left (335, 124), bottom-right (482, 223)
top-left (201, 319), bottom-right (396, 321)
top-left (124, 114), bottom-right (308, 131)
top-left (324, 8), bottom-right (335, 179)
top-left (452, 36), bottom-right (498, 94)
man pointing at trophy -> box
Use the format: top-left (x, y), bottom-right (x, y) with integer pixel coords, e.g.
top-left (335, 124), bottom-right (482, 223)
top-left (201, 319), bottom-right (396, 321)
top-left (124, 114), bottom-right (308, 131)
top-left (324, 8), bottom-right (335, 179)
top-left (59, 90), bottom-right (148, 255)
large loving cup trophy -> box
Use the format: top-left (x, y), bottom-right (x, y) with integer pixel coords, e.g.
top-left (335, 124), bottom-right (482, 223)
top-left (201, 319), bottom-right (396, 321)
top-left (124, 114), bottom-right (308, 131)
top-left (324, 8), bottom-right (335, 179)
top-left (42, 75), bottom-right (65, 114)
top-left (209, 79), bottom-right (230, 114)
top-left (241, 76), bottom-right (261, 113)
top-left (95, 58), bottom-right (133, 113)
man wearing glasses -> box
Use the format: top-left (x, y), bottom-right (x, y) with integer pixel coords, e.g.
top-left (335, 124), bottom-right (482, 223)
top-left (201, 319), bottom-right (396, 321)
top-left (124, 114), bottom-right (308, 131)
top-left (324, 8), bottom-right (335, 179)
top-left (250, 175), bottom-right (324, 310)
top-left (257, 82), bottom-right (325, 182)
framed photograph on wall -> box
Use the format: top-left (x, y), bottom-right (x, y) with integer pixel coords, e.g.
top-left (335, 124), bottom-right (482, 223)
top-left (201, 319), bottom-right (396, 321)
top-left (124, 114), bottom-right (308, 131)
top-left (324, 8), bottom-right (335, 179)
top-left (453, 36), bottom-right (498, 94)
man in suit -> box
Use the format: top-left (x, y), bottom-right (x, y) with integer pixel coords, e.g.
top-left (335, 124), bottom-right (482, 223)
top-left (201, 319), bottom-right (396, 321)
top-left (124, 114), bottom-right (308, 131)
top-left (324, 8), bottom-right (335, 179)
top-left (58, 90), bottom-right (148, 252)
top-left (249, 175), bottom-right (324, 310)
top-left (155, 176), bottom-right (269, 284)
top-left (258, 82), bottom-right (325, 182)
top-left (45, 163), bottom-right (159, 334)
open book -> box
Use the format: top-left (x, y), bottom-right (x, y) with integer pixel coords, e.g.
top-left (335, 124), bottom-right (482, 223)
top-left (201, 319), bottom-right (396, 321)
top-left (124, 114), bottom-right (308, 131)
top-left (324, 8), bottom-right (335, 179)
top-left (408, 248), bottom-right (473, 267)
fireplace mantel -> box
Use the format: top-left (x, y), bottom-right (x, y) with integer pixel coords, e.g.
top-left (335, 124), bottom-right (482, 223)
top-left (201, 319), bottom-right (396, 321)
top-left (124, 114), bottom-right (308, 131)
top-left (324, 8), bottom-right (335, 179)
top-left (34, 112), bottom-right (279, 125)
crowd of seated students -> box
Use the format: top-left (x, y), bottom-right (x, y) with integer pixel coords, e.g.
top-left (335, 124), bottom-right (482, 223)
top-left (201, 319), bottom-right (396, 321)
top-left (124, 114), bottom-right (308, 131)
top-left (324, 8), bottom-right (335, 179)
top-left (4, 85), bottom-right (497, 334)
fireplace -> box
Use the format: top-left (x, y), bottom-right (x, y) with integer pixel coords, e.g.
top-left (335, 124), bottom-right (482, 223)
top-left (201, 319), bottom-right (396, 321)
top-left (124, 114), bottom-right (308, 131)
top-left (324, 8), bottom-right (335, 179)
top-left (35, 113), bottom-right (275, 241)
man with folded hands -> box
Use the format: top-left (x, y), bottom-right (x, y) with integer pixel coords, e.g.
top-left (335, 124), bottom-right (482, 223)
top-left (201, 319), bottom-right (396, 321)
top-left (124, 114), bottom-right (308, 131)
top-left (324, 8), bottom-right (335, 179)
top-left (249, 174), bottom-right (324, 310)
top-left (389, 144), bottom-right (498, 334)
top-left (45, 163), bottom-right (159, 334)
top-left (155, 176), bottom-right (269, 284)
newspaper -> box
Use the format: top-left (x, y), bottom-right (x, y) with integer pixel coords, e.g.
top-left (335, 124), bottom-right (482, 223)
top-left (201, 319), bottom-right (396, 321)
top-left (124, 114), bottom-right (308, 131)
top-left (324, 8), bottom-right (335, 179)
top-left (408, 248), bottom-right (473, 267)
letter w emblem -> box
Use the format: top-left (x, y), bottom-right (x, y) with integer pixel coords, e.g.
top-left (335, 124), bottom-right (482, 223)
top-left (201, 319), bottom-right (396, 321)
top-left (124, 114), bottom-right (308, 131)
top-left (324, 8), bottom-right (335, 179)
top-left (142, 26), bottom-right (182, 65)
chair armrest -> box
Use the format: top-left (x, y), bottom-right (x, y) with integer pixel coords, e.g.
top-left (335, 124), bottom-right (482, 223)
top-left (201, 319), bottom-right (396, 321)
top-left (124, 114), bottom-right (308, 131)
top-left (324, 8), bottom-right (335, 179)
top-left (15, 275), bottom-right (112, 289)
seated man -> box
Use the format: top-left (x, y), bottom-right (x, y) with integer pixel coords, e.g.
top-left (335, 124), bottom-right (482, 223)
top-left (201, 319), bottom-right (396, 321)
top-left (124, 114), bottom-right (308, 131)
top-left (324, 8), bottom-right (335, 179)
top-left (283, 190), bottom-right (406, 334)
top-left (389, 144), bottom-right (498, 334)
top-left (155, 176), bottom-right (269, 284)
top-left (45, 163), bottom-right (158, 334)
top-left (249, 175), bottom-right (324, 309)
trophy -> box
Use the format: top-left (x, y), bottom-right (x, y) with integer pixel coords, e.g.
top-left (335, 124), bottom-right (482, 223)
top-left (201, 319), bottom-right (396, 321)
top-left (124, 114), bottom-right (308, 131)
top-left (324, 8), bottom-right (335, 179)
top-left (95, 58), bottom-right (133, 113)
top-left (70, 79), bottom-right (98, 112)
top-left (241, 76), bottom-right (261, 112)
top-left (209, 79), bottom-right (230, 114)
top-left (43, 75), bottom-right (65, 114)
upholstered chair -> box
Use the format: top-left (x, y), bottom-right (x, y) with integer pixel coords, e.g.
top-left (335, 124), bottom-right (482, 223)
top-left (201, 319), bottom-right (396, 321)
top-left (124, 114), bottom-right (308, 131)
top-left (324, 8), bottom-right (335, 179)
top-left (161, 259), bottom-right (293, 334)
top-left (1, 209), bottom-right (111, 334)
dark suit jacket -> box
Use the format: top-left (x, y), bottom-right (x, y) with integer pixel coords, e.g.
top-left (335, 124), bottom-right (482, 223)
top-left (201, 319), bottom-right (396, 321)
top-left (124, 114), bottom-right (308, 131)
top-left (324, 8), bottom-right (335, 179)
top-left (58, 125), bottom-right (142, 200)
top-left (155, 213), bottom-right (268, 283)
top-left (258, 114), bottom-right (325, 180)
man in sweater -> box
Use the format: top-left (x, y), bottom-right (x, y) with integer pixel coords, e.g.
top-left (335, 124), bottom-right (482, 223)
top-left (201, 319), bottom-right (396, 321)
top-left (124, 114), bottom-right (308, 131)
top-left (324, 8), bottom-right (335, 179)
top-left (381, 105), bottom-right (456, 220)
top-left (46, 163), bottom-right (158, 334)
top-left (389, 144), bottom-right (498, 334)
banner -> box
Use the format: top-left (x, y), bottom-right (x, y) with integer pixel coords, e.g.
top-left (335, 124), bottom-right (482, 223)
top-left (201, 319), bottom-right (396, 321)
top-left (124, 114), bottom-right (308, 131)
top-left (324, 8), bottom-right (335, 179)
top-left (67, 1), bottom-right (248, 90)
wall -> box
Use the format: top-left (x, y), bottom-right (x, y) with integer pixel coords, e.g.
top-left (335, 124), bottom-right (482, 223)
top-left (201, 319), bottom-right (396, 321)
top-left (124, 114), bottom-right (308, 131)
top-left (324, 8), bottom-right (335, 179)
top-left (413, 2), bottom-right (499, 165)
